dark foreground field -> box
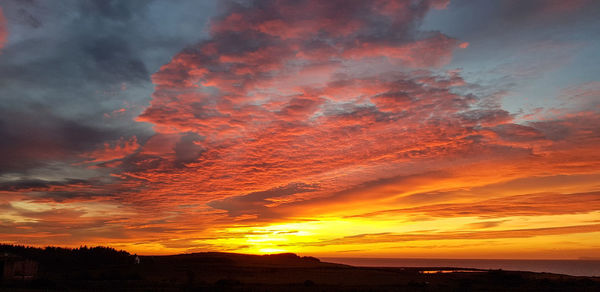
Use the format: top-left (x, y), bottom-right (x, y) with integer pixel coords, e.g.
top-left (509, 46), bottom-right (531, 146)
top-left (2, 247), bottom-right (599, 291)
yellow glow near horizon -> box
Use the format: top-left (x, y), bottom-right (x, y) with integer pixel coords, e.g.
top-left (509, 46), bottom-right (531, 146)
top-left (192, 210), bottom-right (600, 258)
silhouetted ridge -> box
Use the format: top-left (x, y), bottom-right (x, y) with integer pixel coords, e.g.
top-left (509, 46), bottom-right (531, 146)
top-left (151, 252), bottom-right (323, 268)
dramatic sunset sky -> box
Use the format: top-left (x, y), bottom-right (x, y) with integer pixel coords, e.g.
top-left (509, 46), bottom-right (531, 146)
top-left (1, 0), bottom-right (599, 259)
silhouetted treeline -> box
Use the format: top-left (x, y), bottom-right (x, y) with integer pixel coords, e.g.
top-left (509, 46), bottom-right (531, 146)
top-left (0, 244), bottom-right (134, 267)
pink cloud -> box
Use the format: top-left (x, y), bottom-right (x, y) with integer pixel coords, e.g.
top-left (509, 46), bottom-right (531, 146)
top-left (82, 136), bottom-right (140, 164)
top-left (541, 0), bottom-right (590, 13)
top-left (0, 7), bottom-right (7, 51)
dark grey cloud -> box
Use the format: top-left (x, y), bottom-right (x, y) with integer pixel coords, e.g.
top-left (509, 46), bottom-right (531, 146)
top-left (15, 7), bottom-right (41, 28)
top-left (174, 133), bottom-right (205, 165)
top-left (491, 123), bottom-right (545, 142)
top-left (431, 0), bottom-right (600, 38)
top-left (0, 177), bottom-right (114, 203)
top-left (0, 178), bottom-right (86, 192)
top-left (458, 109), bottom-right (512, 127)
top-left (83, 35), bottom-right (149, 84)
top-left (0, 0), bottom-right (217, 177)
top-left (0, 106), bottom-right (110, 172)
top-left (80, 0), bottom-right (150, 21)
top-left (208, 183), bottom-right (319, 217)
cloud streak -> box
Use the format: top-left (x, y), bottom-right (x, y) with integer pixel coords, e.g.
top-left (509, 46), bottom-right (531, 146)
top-left (0, 6), bottom-right (7, 51)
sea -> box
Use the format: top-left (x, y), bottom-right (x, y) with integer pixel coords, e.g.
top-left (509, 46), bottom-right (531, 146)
top-left (321, 258), bottom-right (600, 277)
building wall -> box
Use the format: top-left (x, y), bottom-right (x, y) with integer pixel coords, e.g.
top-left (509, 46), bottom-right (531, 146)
top-left (2, 259), bottom-right (38, 280)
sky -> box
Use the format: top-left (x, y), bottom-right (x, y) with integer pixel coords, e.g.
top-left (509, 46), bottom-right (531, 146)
top-left (0, 0), bottom-right (599, 259)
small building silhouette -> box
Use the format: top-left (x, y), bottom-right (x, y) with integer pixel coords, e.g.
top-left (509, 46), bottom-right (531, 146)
top-left (1, 253), bottom-right (38, 281)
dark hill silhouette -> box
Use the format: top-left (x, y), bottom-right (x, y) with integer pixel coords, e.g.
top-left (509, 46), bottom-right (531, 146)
top-left (1, 244), bottom-right (599, 291)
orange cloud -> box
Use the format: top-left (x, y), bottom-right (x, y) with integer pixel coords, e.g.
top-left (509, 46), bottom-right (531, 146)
top-left (303, 224), bottom-right (600, 247)
top-left (349, 191), bottom-right (600, 219)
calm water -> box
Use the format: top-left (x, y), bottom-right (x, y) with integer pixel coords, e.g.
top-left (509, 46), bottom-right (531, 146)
top-left (321, 258), bottom-right (600, 277)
